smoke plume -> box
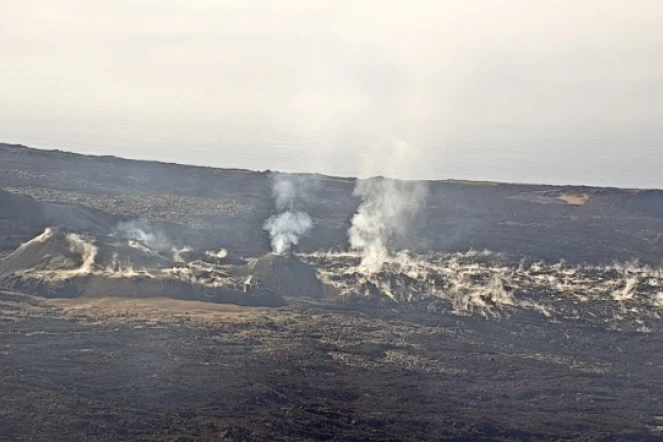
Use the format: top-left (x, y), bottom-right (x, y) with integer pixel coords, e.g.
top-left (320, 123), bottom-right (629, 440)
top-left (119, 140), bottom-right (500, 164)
top-left (263, 173), bottom-right (317, 254)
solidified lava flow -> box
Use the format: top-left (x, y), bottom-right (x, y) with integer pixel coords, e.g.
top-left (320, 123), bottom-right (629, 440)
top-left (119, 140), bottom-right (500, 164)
top-left (0, 228), bottom-right (285, 307)
top-left (303, 251), bottom-right (663, 332)
top-left (3, 146), bottom-right (663, 440)
top-left (3, 228), bottom-right (663, 332)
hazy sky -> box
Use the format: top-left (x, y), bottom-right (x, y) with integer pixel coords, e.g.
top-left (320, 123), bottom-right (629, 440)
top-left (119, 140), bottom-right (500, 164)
top-left (1, 1), bottom-right (662, 187)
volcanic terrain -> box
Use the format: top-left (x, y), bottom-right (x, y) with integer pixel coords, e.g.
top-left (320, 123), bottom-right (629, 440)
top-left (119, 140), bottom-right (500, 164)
top-left (1, 143), bottom-right (663, 441)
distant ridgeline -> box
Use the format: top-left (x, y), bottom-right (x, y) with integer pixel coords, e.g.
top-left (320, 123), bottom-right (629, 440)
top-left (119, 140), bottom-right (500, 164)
top-left (2, 143), bottom-right (663, 264)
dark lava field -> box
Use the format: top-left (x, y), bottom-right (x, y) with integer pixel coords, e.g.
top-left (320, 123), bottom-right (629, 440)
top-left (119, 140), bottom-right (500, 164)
top-left (1, 143), bottom-right (663, 441)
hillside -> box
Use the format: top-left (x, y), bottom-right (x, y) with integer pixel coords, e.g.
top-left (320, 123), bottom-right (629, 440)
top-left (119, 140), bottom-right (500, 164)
top-left (3, 142), bottom-right (663, 441)
top-left (1, 142), bottom-right (663, 264)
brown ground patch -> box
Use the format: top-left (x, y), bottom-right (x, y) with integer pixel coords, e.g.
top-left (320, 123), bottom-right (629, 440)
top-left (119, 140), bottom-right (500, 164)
top-left (51, 296), bottom-right (270, 326)
top-left (558, 193), bottom-right (589, 205)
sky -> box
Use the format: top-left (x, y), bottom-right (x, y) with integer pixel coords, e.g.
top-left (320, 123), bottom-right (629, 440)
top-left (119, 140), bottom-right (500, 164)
top-left (1, 1), bottom-right (662, 188)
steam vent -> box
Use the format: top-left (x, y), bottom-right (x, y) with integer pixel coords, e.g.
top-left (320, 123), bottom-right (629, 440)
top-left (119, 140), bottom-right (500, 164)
top-left (0, 228), bottom-right (83, 275)
top-left (0, 228), bottom-right (284, 307)
top-left (247, 253), bottom-right (324, 299)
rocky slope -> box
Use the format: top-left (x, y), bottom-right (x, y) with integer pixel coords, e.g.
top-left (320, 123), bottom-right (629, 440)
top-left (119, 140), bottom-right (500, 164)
top-left (2, 142), bottom-right (663, 264)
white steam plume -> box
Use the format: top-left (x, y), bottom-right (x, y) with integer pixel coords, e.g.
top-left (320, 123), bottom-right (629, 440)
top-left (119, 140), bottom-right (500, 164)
top-left (263, 173), bottom-right (317, 255)
top-left (264, 211), bottom-right (313, 255)
top-left (113, 219), bottom-right (171, 252)
top-left (205, 249), bottom-right (228, 260)
top-left (348, 140), bottom-right (428, 273)
top-left (271, 173), bottom-right (321, 212)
